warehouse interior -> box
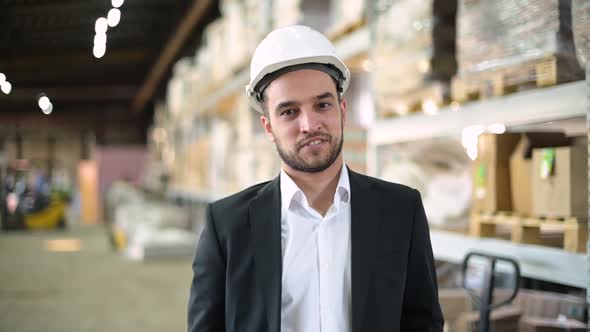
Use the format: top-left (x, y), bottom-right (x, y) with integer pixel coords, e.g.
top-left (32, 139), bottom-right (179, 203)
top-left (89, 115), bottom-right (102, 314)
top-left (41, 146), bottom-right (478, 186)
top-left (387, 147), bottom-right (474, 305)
top-left (0, 0), bottom-right (589, 331)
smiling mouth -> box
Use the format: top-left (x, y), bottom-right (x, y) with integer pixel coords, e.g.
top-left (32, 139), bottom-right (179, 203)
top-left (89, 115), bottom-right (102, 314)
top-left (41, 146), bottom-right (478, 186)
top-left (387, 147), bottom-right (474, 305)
top-left (299, 136), bottom-right (330, 150)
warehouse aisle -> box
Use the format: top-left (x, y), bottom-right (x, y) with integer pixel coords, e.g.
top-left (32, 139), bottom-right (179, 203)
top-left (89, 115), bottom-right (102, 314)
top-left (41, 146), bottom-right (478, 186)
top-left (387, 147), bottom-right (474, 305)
top-left (0, 225), bottom-right (194, 332)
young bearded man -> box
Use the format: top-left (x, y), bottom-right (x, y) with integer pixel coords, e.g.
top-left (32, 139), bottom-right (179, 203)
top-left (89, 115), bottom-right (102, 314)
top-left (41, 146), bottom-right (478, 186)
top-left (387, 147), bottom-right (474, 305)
top-left (188, 25), bottom-right (444, 332)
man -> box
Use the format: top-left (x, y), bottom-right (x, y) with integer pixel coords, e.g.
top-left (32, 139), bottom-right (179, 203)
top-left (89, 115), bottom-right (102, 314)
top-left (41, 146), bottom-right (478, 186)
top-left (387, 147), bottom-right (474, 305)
top-left (188, 25), bottom-right (443, 332)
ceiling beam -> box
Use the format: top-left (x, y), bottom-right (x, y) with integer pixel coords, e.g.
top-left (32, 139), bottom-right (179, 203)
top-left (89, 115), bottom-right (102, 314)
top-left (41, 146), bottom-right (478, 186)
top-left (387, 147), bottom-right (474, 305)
top-left (131, 0), bottom-right (213, 113)
top-left (0, 0), bottom-right (177, 15)
top-left (0, 85), bottom-right (138, 102)
top-left (0, 48), bottom-right (150, 69)
top-left (4, 8), bottom-right (175, 30)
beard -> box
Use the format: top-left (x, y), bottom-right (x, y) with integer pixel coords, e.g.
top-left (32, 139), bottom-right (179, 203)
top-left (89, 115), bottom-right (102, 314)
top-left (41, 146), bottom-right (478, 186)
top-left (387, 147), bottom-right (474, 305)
top-left (273, 122), bottom-right (344, 173)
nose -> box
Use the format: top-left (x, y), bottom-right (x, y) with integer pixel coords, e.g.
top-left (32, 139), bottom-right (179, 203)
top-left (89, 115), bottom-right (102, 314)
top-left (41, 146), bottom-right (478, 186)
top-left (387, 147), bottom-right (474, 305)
top-left (299, 109), bottom-right (321, 134)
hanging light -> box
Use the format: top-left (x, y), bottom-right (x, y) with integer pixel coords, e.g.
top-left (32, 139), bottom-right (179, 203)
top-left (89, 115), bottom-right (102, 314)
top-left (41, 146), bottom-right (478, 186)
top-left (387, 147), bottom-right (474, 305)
top-left (112, 0), bottom-right (124, 8)
top-left (38, 95), bottom-right (51, 110)
top-left (0, 73), bottom-right (5, 84)
top-left (107, 8), bottom-right (121, 27)
top-left (94, 32), bottom-right (107, 45)
top-left (95, 17), bottom-right (108, 34)
top-left (1, 81), bottom-right (12, 94)
top-left (93, 43), bottom-right (106, 58)
top-left (42, 102), bottom-right (53, 115)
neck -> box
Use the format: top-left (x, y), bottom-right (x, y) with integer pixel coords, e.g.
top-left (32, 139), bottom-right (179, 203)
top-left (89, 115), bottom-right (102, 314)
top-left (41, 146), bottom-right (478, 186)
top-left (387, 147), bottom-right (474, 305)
top-left (283, 157), bottom-right (343, 216)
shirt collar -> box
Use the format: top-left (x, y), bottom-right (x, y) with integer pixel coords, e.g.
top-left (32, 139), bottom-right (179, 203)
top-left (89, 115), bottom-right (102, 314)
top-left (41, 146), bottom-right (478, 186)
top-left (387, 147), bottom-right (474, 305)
top-left (280, 163), bottom-right (350, 210)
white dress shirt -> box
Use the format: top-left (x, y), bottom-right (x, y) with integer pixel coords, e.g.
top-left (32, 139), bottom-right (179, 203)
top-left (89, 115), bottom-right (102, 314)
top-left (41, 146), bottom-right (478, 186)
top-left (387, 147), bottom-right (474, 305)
top-left (279, 163), bottom-right (351, 332)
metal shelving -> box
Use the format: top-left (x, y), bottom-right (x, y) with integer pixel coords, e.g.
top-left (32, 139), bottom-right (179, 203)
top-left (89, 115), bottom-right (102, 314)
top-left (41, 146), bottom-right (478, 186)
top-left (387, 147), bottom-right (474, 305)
top-left (431, 230), bottom-right (587, 288)
top-left (368, 80), bottom-right (586, 147)
top-left (165, 26), bottom-right (588, 289)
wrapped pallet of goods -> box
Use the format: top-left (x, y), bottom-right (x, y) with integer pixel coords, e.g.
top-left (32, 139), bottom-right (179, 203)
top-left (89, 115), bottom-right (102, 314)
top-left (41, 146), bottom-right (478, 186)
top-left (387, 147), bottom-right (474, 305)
top-left (272, 0), bottom-right (302, 29)
top-left (453, 0), bottom-right (584, 102)
top-left (221, 0), bottom-right (249, 73)
top-left (205, 19), bottom-right (230, 85)
top-left (166, 58), bottom-right (193, 116)
top-left (186, 135), bottom-right (211, 192)
top-left (342, 125), bottom-right (368, 174)
top-left (371, 0), bottom-right (457, 118)
top-left (327, 0), bottom-right (366, 40)
top-left (208, 119), bottom-right (235, 194)
top-left (252, 134), bottom-right (281, 184)
top-left (572, 0), bottom-right (590, 67)
top-left (231, 95), bottom-right (257, 190)
top-left (378, 138), bottom-right (472, 230)
top-left (244, 0), bottom-right (272, 56)
top-left (187, 48), bottom-right (210, 107)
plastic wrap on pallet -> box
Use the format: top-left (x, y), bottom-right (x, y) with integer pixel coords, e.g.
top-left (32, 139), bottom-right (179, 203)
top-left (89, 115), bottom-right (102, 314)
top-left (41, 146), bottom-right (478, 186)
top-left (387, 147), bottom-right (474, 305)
top-left (330, 0), bottom-right (365, 34)
top-left (273, 0), bottom-right (302, 29)
top-left (205, 19), bottom-right (229, 83)
top-left (573, 0), bottom-right (590, 67)
top-left (222, 1), bottom-right (248, 73)
top-left (371, 0), bottom-right (457, 117)
top-left (378, 138), bottom-right (472, 229)
top-left (457, 0), bottom-right (582, 77)
top-left (166, 58), bottom-right (192, 115)
top-left (244, 0), bottom-right (272, 55)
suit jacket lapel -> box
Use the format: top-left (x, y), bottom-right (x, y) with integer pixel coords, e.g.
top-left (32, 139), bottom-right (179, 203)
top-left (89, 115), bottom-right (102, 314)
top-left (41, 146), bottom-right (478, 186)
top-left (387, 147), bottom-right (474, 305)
top-left (349, 168), bottom-right (380, 332)
top-left (249, 176), bottom-right (282, 332)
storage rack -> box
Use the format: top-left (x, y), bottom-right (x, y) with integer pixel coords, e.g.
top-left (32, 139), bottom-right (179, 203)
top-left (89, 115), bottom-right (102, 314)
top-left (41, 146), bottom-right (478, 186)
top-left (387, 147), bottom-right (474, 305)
top-left (164, 25), bottom-right (589, 293)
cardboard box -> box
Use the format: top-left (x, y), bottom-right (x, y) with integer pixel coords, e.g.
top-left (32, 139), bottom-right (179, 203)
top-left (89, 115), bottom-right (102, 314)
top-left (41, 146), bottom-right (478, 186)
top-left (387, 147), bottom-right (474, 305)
top-left (456, 306), bottom-right (522, 332)
top-left (519, 316), bottom-right (587, 332)
top-left (509, 133), bottom-right (570, 215)
top-left (439, 288), bottom-right (472, 322)
top-left (472, 133), bottom-right (521, 212)
top-left (512, 289), bottom-right (587, 322)
top-left (532, 144), bottom-right (588, 219)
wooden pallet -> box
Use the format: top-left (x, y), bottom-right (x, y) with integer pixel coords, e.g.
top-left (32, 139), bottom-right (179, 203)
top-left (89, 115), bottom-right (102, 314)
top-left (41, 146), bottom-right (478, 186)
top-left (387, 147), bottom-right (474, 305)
top-left (470, 211), bottom-right (588, 253)
top-left (377, 82), bottom-right (452, 118)
top-left (326, 17), bottom-right (367, 42)
top-left (452, 55), bottom-right (583, 103)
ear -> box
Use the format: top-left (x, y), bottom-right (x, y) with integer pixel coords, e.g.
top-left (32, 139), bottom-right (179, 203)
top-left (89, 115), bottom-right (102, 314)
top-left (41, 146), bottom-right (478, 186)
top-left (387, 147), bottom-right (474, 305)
top-left (261, 115), bottom-right (275, 142)
top-left (339, 98), bottom-right (348, 126)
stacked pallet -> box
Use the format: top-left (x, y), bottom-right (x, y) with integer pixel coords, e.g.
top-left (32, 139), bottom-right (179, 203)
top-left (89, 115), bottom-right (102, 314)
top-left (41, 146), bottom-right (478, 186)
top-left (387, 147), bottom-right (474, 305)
top-left (573, 0), bottom-right (590, 67)
top-left (470, 133), bottom-right (588, 253)
top-left (371, 0), bottom-right (457, 117)
top-left (453, 0), bottom-right (584, 102)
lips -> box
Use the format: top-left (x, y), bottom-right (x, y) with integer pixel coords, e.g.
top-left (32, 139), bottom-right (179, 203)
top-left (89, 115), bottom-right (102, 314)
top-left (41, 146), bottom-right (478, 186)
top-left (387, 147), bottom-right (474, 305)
top-left (298, 135), bottom-right (330, 150)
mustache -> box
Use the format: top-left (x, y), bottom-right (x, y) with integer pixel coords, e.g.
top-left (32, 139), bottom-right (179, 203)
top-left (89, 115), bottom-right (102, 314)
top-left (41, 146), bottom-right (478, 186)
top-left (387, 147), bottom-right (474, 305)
top-left (297, 133), bottom-right (332, 150)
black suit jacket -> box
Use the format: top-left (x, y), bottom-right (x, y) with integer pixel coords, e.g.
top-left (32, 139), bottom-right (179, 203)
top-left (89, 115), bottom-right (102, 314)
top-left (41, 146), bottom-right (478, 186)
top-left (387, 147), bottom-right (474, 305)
top-left (188, 168), bottom-right (444, 332)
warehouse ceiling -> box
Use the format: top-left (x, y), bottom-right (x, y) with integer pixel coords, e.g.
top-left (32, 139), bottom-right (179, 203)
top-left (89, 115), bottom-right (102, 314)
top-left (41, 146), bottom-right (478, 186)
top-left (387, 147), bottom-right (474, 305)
top-left (0, 0), bottom-right (219, 120)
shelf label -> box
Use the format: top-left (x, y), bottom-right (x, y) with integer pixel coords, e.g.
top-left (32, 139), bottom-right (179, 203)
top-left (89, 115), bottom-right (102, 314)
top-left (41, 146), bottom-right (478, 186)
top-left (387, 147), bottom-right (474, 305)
top-left (540, 148), bottom-right (555, 179)
top-left (475, 164), bottom-right (487, 199)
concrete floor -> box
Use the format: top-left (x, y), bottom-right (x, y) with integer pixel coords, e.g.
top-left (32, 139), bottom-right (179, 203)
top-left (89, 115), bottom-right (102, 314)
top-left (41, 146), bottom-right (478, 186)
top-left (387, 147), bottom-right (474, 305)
top-left (0, 225), bottom-right (194, 332)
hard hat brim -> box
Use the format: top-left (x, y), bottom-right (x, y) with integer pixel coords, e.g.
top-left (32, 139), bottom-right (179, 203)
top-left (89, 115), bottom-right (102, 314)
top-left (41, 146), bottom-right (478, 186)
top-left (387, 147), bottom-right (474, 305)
top-left (246, 55), bottom-right (350, 114)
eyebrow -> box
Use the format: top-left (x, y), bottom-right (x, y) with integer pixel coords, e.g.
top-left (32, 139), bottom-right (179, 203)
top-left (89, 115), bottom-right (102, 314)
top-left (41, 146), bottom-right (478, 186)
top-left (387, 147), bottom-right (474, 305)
top-left (274, 100), bottom-right (299, 114)
top-left (315, 92), bottom-right (335, 100)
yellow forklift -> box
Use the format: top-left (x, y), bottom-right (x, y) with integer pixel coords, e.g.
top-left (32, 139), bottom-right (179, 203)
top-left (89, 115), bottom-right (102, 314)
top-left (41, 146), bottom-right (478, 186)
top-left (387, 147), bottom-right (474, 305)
top-left (1, 163), bottom-right (68, 231)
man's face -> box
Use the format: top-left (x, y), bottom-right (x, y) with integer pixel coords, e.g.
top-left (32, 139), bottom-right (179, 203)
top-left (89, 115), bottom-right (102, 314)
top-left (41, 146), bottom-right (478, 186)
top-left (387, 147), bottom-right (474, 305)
top-left (261, 69), bottom-right (347, 173)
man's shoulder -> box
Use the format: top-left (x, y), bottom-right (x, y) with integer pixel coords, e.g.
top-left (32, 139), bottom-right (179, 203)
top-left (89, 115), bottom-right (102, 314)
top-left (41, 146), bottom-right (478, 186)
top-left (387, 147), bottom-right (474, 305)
top-left (209, 180), bottom-right (273, 212)
top-left (350, 170), bottom-right (418, 198)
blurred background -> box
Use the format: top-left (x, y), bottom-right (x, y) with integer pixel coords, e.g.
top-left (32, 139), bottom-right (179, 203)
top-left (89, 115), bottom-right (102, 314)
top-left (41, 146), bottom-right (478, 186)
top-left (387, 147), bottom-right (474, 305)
top-left (0, 0), bottom-right (589, 331)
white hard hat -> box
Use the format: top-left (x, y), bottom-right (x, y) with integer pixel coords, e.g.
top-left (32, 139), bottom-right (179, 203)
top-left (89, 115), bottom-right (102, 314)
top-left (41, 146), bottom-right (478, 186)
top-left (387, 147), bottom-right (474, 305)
top-left (246, 25), bottom-right (351, 114)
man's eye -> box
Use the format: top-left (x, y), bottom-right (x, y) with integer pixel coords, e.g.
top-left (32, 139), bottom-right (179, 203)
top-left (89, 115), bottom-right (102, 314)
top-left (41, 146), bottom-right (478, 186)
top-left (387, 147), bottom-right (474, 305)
top-left (280, 109), bottom-right (295, 117)
top-left (319, 103), bottom-right (331, 109)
